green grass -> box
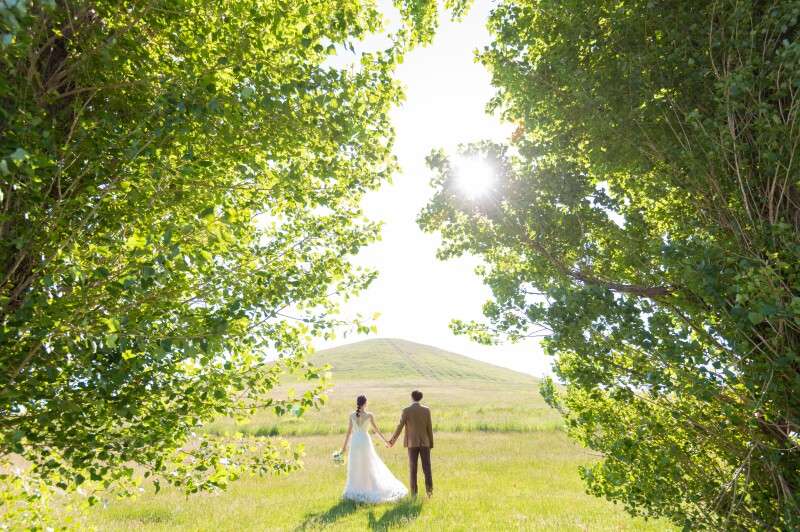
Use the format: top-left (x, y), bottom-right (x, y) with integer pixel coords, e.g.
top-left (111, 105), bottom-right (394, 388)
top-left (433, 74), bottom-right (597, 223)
top-left (87, 339), bottom-right (674, 531)
top-left (205, 380), bottom-right (562, 438)
top-left (92, 432), bottom-right (668, 531)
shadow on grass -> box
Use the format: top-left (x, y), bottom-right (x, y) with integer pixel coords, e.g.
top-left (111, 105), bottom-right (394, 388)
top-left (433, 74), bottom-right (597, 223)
top-left (297, 497), bottom-right (422, 531)
top-left (296, 499), bottom-right (359, 530)
top-left (367, 498), bottom-right (423, 531)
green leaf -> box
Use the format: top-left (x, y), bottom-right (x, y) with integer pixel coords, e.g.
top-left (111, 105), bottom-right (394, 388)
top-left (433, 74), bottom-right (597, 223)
top-left (8, 147), bottom-right (29, 161)
top-left (198, 205), bottom-right (215, 220)
top-left (106, 333), bottom-right (118, 349)
top-left (125, 233), bottom-right (147, 249)
top-left (104, 317), bottom-right (121, 333)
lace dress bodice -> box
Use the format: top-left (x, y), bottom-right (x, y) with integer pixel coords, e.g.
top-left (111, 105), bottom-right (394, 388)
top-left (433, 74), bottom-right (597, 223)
top-left (352, 412), bottom-right (370, 432)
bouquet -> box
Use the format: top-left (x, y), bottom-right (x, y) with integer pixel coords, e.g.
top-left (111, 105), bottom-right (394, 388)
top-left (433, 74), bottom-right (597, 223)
top-left (331, 451), bottom-right (346, 466)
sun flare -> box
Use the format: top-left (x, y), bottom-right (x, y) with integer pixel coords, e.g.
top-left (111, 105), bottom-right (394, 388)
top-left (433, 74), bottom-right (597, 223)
top-left (454, 157), bottom-right (495, 198)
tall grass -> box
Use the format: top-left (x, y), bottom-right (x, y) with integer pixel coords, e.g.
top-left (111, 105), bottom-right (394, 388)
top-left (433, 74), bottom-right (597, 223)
top-left (87, 340), bottom-right (674, 530)
top-left (204, 381), bottom-right (562, 438)
top-left (91, 432), bottom-right (671, 531)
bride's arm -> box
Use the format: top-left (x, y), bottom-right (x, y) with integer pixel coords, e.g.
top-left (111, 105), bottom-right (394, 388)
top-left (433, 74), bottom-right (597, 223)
top-left (341, 417), bottom-right (353, 454)
top-left (369, 414), bottom-right (388, 442)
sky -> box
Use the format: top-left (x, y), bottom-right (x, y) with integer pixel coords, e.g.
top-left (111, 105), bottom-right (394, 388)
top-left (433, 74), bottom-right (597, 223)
top-left (314, 1), bottom-right (554, 378)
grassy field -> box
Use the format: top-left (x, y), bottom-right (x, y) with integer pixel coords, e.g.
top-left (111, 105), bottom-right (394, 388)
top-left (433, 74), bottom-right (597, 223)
top-left (207, 379), bottom-right (563, 438)
top-left (88, 339), bottom-right (673, 531)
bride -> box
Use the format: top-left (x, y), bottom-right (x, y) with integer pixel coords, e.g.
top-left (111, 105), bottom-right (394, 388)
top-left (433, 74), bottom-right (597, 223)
top-left (340, 395), bottom-right (408, 503)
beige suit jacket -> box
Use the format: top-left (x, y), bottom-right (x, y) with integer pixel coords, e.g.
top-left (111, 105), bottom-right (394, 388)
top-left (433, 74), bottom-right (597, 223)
top-left (390, 402), bottom-right (434, 448)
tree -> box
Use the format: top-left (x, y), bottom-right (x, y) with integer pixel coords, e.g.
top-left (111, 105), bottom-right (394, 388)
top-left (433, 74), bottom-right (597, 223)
top-left (419, 0), bottom-right (800, 529)
top-left (0, 0), bottom-right (464, 527)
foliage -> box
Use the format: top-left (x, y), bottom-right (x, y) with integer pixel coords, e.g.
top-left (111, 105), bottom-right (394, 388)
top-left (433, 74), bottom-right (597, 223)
top-left (419, 0), bottom-right (800, 529)
top-left (0, 0), bottom-right (466, 528)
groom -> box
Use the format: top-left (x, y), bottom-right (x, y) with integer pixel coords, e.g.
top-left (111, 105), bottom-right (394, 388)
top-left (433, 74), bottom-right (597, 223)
top-left (387, 390), bottom-right (434, 497)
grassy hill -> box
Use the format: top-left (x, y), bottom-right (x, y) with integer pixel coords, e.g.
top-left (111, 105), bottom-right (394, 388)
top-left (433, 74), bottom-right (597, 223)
top-left (309, 338), bottom-right (537, 384)
top-left (90, 339), bottom-right (674, 531)
top-left (204, 338), bottom-right (556, 437)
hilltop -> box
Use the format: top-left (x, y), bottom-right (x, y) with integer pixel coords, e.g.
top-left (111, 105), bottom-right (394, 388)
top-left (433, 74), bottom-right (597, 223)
top-left (309, 338), bottom-right (537, 385)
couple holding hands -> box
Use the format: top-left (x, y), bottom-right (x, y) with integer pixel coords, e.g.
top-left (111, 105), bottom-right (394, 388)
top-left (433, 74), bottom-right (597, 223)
top-left (340, 390), bottom-right (433, 503)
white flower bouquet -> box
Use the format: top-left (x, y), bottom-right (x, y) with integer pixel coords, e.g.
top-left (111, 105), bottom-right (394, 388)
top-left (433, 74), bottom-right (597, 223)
top-left (331, 451), bottom-right (346, 466)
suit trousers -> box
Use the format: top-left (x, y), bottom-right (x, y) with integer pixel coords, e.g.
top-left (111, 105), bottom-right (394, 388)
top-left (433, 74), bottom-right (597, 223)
top-left (407, 447), bottom-right (432, 496)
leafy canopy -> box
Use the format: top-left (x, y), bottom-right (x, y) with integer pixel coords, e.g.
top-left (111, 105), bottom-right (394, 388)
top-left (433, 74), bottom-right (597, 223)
top-left (420, 0), bottom-right (800, 529)
top-left (0, 0), bottom-right (467, 527)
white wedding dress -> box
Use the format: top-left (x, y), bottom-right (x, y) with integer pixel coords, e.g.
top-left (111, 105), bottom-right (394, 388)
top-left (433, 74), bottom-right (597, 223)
top-left (343, 413), bottom-right (408, 503)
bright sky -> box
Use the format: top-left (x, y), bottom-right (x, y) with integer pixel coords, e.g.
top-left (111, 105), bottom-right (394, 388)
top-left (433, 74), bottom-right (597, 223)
top-left (315, 1), bottom-right (553, 378)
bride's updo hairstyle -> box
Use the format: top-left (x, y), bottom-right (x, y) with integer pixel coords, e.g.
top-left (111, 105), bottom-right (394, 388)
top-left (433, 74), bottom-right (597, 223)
top-left (356, 395), bottom-right (367, 418)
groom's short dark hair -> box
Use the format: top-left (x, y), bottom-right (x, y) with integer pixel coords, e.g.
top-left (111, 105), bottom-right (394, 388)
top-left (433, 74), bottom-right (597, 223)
top-left (411, 390), bottom-right (423, 401)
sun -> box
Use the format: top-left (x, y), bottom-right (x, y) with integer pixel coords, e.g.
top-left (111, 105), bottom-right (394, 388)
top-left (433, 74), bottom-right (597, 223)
top-left (454, 156), bottom-right (495, 198)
